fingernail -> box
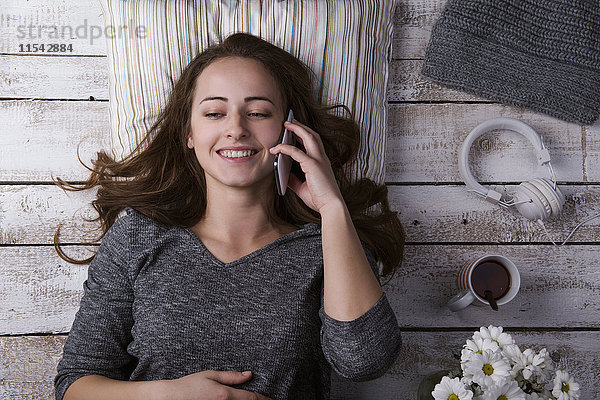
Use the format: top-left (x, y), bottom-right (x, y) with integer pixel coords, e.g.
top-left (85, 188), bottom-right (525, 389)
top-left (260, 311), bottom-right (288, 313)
top-left (242, 371), bottom-right (251, 376)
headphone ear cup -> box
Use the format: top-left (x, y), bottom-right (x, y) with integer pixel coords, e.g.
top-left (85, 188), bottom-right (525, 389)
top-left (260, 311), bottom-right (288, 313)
top-left (529, 178), bottom-right (565, 218)
top-left (513, 182), bottom-right (550, 221)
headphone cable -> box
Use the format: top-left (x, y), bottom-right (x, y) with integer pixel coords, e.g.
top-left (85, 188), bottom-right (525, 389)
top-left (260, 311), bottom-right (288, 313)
top-left (537, 213), bottom-right (600, 246)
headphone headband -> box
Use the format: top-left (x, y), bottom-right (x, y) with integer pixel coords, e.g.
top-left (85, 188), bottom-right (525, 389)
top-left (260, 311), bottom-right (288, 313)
top-left (458, 118), bottom-right (553, 206)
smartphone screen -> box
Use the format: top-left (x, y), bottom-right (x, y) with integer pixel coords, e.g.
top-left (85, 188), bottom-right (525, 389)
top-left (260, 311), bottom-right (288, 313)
top-left (274, 110), bottom-right (295, 196)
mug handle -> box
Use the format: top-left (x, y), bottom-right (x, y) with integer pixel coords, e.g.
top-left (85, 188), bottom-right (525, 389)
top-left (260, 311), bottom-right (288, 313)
top-left (447, 289), bottom-right (475, 312)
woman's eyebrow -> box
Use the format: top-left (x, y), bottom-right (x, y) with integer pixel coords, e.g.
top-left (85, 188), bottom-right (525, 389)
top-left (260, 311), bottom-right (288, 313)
top-left (200, 96), bottom-right (227, 104)
top-left (244, 96), bottom-right (274, 105)
top-left (200, 96), bottom-right (274, 104)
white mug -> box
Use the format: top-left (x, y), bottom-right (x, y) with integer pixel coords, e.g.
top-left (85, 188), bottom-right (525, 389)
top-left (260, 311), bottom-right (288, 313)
top-left (447, 255), bottom-right (520, 312)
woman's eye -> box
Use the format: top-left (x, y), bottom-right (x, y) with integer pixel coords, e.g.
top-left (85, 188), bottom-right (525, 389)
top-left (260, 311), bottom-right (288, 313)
top-left (205, 112), bottom-right (223, 119)
top-left (204, 112), bottom-right (270, 119)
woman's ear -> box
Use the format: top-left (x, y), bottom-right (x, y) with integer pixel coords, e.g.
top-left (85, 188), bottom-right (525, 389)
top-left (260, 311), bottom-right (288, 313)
top-left (187, 134), bottom-right (194, 149)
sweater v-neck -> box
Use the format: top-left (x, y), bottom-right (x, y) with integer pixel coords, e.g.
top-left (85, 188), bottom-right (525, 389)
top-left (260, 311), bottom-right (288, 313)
top-left (181, 222), bottom-right (320, 267)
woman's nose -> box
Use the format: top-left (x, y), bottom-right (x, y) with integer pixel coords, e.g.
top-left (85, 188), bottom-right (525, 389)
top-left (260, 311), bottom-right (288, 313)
top-left (225, 113), bottom-right (249, 139)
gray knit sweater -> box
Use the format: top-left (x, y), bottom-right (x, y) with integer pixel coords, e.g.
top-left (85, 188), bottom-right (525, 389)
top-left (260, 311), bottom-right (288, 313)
top-left (54, 208), bottom-right (402, 400)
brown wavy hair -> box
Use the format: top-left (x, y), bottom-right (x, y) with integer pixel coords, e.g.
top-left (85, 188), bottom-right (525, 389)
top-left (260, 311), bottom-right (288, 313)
top-left (54, 33), bottom-right (404, 284)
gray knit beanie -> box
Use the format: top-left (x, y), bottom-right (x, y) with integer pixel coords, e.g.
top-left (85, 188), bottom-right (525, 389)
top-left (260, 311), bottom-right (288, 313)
top-left (421, 0), bottom-right (600, 125)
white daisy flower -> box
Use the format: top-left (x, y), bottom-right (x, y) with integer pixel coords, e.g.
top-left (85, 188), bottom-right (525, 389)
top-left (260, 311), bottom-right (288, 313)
top-left (503, 345), bottom-right (553, 392)
top-left (460, 349), bottom-right (478, 385)
top-left (483, 381), bottom-right (526, 400)
top-left (473, 326), bottom-right (514, 350)
top-left (463, 349), bottom-right (511, 389)
top-left (465, 337), bottom-right (501, 355)
top-left (462, 337), bottom-right (501, 368)
top-left (501, 344), bottom-right (524, 377)
top-left (432, 376), bottom-right (474, 400)
top-left (522, 348), bottom-right (552, 382)
top-left (552, 370), bottom-right (580, 400)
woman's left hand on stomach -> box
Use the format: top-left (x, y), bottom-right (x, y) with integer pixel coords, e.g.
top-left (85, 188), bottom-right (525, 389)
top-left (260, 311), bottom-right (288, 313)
top-left (269, 119), bottom-right (344, 214)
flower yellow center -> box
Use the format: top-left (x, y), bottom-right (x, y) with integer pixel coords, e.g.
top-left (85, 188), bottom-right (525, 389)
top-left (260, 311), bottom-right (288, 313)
top-left (482, 363), bottom-right (494, 375)
top-left (562, 382), bottom-right (570, 392)
top-left (498, 396), bottom-right (508, 400)
top-left (448, 395), bottom-right (459, 400)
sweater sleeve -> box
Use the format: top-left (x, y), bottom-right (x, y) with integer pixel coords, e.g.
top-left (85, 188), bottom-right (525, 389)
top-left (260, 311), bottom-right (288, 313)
top-left (318, 245), bottom-right (402, 381)
top-left (54, 213), bottom-right (136, 400)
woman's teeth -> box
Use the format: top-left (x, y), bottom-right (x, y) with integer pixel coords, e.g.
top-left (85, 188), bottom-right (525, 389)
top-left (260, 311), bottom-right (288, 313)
top-left (219, 150), bottom-right (256, 158)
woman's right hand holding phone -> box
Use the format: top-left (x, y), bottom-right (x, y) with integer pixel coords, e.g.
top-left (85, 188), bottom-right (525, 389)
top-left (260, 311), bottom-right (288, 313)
top-left (159, 370), bottom-right (272, 400)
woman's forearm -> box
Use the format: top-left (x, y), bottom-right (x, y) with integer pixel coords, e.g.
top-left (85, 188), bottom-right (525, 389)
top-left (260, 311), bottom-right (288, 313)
top-left (320, 200), bottom-right (383, 321)
top-left (64, 375), bottom-right (165, 400)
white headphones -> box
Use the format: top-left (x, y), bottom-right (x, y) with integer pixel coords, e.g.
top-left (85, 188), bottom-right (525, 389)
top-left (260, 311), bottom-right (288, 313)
top-left (458, 117), bottom-right (565, 222)
top-left (459, 117), bottom-right (600, 246)
top-left (458, 118), bottom-right (600, 246)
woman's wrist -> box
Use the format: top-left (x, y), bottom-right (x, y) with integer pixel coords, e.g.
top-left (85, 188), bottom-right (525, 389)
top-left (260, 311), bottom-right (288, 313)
top-left (318, 198), bottom-right (348, 220)
top-left (119, 379), bottom-right (170, 400)
top-left (145, 379), bottom-right (170, 400)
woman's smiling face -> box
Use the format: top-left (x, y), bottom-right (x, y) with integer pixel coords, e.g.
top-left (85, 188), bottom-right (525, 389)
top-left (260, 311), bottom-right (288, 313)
top-left (187, 56), bottom-right (286, 193)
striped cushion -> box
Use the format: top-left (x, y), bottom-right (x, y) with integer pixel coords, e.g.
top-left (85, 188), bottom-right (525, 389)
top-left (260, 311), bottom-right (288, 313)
top-left (99, 0), bottom-right (398, 183)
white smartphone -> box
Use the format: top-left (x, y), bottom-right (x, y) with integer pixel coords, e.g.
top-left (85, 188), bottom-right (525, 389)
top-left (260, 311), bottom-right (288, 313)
top-left (274, 109), bottom-right (295, 196)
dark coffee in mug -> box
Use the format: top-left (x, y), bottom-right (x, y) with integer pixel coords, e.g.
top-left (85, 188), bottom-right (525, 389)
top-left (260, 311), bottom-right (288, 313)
top-left (471, 260), bottom-right (510, 300)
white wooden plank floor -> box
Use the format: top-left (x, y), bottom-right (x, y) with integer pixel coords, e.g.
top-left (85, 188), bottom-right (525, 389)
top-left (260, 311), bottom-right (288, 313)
top-left (1, 0), bottom-right (599, 399)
